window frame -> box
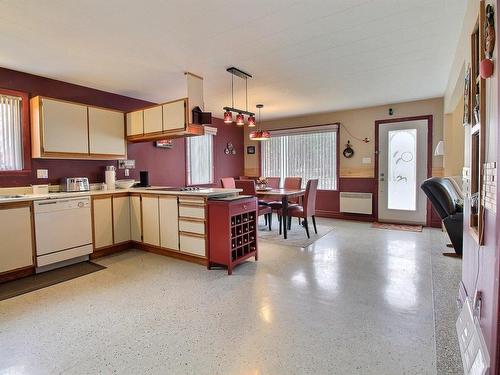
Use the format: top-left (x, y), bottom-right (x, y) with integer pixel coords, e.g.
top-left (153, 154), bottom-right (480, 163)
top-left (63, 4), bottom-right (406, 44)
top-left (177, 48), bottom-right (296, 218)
top-left (0, 88), bottom-right (31, 176)
top-left (258, 123), bottom-right (340, 191)
top-left (185, 131), bottom-right (215, 186)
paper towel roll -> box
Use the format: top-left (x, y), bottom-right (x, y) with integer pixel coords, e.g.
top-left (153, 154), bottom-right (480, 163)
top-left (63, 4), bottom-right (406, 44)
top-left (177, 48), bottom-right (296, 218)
top-left (105, 170), bottom-right (116, 190)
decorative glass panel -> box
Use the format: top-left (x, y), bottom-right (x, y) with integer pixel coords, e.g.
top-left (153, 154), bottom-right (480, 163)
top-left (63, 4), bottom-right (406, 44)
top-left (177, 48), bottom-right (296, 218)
top-left (387, 129), bottom-right (417, 211)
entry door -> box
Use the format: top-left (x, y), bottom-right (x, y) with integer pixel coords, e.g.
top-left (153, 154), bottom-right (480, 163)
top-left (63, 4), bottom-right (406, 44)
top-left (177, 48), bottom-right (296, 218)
top-left (378, 120), bottom-right (428, 224)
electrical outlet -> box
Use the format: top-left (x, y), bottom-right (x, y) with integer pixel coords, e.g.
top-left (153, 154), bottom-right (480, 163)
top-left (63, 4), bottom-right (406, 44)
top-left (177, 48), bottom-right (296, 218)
top-left (362, 157), bottom-right (372, 164)
top-left (37, 169), bottom-right (48, 179)
top-left (124, 169), bottom-right (130, 177)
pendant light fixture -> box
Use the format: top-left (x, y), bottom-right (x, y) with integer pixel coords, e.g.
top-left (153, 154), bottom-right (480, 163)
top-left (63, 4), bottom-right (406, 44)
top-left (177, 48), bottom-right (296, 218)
top-left (249, 104), bottom-right (271, 141)
top-left (223, 67), bottom-right (255, 125)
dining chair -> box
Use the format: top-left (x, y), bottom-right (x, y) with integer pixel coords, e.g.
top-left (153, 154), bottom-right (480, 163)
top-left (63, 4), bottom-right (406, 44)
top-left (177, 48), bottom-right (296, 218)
top-left (281, 179), bottom-right (319, 238)
top-left (221, 177), bottom-right (236, 188)
top-left (239, 176), bottom-right (251, 180)
top-left (235, 180), bottom-right (272, 230)
top-left (266, 177), bottom-right (281, 189)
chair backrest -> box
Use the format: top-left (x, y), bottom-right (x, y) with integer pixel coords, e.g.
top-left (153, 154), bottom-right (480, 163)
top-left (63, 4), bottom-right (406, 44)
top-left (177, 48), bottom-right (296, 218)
top-left (284, 177), bottom-right (302, 190)
top-left (420, 177), bottom-right (458, 219)
top-left (235, 180), bottom-right (256, 195)
top-left (220, 177), bottom-right (236, 188)
top-left (303, 179), bottom-right (318, 215)
top-left (266, 177), bottom-right (281, 189)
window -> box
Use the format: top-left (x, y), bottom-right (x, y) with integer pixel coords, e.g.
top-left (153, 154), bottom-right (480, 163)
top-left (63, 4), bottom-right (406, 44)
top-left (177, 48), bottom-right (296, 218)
top-left (261, 125), bottom-right (338, 190)
top-left (0, 93), bottom-right (23, 171)
top-left (186, 126), bottom-right (216, 185)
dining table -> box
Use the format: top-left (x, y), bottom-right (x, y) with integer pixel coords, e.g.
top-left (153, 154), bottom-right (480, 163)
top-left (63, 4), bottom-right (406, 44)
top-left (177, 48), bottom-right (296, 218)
top-left (255, 188), bottom-right (306, 239)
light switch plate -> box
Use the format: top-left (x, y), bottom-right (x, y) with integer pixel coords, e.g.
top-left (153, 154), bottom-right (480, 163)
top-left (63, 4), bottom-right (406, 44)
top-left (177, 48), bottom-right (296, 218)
top-left (362, 157), bottom-right (372, 164)
top-left (37, 169), bottom-right (48, 179)
top-left (124, 169), bottom-right (130, 177)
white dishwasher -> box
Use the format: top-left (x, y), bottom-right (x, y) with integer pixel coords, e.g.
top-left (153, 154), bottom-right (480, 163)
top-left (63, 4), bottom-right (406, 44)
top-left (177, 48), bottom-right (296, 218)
top-left (34, 196), bottom-right (93, 271)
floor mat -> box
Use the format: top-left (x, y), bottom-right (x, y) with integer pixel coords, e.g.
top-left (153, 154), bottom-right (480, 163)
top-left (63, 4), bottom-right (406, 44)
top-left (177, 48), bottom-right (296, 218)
top-left (372, 222), bottom-right (423, 232)
top-left (0, 261), bottom-right (106, 301)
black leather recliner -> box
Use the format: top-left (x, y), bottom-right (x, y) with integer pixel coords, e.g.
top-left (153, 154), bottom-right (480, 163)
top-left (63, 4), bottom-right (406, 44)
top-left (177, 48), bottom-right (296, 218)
top-left (420, 177), bottom-right (463, 255)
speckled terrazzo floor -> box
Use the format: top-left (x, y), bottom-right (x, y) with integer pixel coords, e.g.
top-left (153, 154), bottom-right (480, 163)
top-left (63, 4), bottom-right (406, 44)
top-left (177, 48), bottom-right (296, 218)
top-left (0, 219), bottom-right (458, 374)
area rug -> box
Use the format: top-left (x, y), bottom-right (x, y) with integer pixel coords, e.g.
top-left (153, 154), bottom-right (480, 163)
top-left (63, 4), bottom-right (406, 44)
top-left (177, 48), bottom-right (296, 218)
top-left (372, 222), bottom-right (423, 232)
top-left (0, 261), bottom-right (106, 301)
top-left (258, 219), bottom-right (334, 248)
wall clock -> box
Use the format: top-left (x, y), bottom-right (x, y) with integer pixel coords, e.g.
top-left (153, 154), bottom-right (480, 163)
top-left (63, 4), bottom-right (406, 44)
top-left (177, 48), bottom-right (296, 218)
top-left (343, 140), bottom-right (354, 158)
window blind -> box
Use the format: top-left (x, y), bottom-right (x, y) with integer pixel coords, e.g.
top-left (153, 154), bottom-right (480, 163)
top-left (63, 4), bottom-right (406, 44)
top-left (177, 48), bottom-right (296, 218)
top-left (187, 133), bottom-right (214, 185)
top-left (0, 94), bottom-right (23, 171)
top-left (261, 128), bottom-right (337, 190)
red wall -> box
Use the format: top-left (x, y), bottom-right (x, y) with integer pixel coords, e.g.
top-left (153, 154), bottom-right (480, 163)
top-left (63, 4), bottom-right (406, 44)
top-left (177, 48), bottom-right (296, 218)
top-left (0, 67), bottom-right (244, 188)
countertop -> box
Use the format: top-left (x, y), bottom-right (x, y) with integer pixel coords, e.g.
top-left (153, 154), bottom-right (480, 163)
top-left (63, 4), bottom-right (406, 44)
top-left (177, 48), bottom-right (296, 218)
top-left (0, 187), bottom-right (242, 204)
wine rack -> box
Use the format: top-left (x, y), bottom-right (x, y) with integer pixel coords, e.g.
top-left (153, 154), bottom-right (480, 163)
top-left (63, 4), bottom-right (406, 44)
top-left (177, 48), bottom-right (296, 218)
top-left (208, 196), bottom-right (258, 275)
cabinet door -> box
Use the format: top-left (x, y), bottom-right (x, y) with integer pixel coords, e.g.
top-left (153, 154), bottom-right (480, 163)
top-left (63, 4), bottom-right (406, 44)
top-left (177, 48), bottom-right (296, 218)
top-left (126, 110), bottom-right (144, 136)
top-left (92, 197), bottom-right (113, 249)
top-left (159, 196), bottom-right (179, 250)
top-left (0, 205), bottom-right (33, 273)
top-left (113, 196), bottom-right (131, 244)
top-left (42, 98), bottom-right (89, 154)
top-left (144, 106), bottom-right (163, 134)
top-left (142, 196), bottom-right (160, 246)
top-left (88, 107), bottom-right (126, 156)
top-left (130, 195), bottom-right (142, 242)
top-left (163, 100), bottom-right (186, 131)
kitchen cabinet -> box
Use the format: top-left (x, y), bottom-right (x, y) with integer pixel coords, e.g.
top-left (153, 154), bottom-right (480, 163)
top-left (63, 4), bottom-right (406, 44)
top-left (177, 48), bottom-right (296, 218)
top-left (159, 196), bottom-right (179, 250)
top-left (162, 99), bottom-right (186, 131)
top-left (130, 195), bottom-right (142, 242)
top-left (34, 97), bottom-right (89, 156)
top-left (142, 195), bottom-right (160, 246)
top-left (113, 195), bottom-right (131, 244)
top-left (0, 202), bottom-right (34, 274)
top-left (88, 107), bottom-right (126, 157)
top-left (178, 197), bottom-right (206, 257)
top-left (126, 110), bottom-right (144, 136)
top-left (30, 96), bottom-right (126, 160)
top-left (144, 106), bottom-right (163, 134)
top-left (92, 196), bottom-right (113, 249)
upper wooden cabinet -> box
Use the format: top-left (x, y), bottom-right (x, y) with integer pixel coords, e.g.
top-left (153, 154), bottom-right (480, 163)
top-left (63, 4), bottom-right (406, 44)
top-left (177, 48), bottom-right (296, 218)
top-left (31, 96), bottom-right (126, 160)
top-left (126, 110), bottom-right (144, 137)
top-left (144, 105), bottom-right (163, 134)
top-left (126, 98), bottom-right (202, 142)
top-left (88, 107), bottom-right (126, 156)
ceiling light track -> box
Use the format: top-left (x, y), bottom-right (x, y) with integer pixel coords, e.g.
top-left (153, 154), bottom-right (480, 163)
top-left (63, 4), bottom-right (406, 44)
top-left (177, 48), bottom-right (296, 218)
top-left (223, 66), bottom-right (255, 125)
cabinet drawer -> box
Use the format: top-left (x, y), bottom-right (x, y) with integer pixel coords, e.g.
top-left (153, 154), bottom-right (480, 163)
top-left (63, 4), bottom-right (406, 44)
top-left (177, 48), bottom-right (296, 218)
top-left (229, 199), bottom-right (257, 216)
top-left (178, 219), bottom-right (205, 235)
top-left (179, 233), bottom-right (206, 257)
top-left (178, 204), bottom-right (205, 219)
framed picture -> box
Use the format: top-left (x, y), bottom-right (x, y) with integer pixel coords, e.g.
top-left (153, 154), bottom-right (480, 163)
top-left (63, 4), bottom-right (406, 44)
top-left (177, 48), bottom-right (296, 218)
top-left (155, 140), bottom-right (174, 149)
top-left (463, 64), bottom-right (471, 126)
top-left (247, 146), bottom-right (256, 154)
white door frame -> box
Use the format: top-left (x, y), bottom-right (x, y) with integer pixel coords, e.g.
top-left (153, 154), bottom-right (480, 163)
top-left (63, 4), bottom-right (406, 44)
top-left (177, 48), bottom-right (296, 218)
top-left (375, 115), bottom-right (432, 226)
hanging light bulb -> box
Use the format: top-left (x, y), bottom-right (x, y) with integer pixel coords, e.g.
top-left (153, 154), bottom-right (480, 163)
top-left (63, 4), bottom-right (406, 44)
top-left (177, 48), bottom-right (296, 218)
top-left (247, 115), bottom-right (256, 127)
top-left (249, 104), bottom-right (270, 140)
top-left (236, 113), bottom-right (245, 126)
top-left (224, 110), bottom-right (233, 123)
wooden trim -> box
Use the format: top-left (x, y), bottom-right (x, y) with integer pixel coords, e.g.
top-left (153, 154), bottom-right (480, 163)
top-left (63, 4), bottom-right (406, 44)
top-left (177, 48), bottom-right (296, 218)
top-left (90, 242), bottom-right (131, 259)
top-left (178, 216), bottom-right (205, 223)
top-left (0, 265), bottom-right (35, 284)
top-left (135, 241), bottom-right (207, 265)
top-left (179, 230), bottom-right (206, 239)
top-left (0, 200), bottom-right (33, 209)
top-left (315, 209), bottom-right (375, 222)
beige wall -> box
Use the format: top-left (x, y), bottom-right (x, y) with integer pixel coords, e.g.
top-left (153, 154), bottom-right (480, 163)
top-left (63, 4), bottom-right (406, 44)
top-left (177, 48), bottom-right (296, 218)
top-left (245, 97), bottom-right (444, 178)
top-left (443, 96), bottom-right (465, 176)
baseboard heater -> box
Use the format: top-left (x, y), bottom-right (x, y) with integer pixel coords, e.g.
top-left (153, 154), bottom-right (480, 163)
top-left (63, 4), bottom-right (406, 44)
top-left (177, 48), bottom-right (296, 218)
top-left (339, 192), bottom-right (373, 215)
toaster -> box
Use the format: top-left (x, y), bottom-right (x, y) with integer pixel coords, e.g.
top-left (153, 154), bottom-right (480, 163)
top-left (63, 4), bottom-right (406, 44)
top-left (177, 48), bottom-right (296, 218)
top-left (60, 177), bottom-right (90, 192)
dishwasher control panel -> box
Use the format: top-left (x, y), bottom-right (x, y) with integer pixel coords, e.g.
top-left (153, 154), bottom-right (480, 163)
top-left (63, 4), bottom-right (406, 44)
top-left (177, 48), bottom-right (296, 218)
top-left (34, 196), bottom-right (91, 213)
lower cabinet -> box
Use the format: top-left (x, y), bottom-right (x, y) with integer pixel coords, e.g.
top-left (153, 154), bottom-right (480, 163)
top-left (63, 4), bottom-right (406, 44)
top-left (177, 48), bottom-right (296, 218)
top-left (159, 196), bottom-right (179, 250)
top-left (92, 196), bottom-right (113, 249)
top-left (0, 202), bottom-right (34, 274)
top-left (142, 195), bottom-right (160, 246)
top-left (178, 197), bottom-right (207, 257)
top-left (113, 195), bottom-right (131, 244)
top-left (130, 195), bottom-right (142, 242)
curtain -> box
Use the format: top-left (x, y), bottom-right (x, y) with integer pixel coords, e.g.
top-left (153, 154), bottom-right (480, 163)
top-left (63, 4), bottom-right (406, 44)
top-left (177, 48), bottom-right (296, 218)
top-left (0, 94), bottom-right (23, 171)
top-left (187, 133), bottom-right (214, 185)
top-left (261, 130), bottom-right (337, 190)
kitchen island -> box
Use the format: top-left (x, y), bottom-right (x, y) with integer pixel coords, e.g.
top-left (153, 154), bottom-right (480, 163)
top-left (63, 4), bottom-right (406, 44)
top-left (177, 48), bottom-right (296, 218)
top-left (0, 187), bottom-right (243, 282)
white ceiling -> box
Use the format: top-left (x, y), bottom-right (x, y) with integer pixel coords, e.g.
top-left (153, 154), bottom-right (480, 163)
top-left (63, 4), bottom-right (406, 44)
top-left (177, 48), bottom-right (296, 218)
top-left (0, 0), bottom-right (467, 120)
